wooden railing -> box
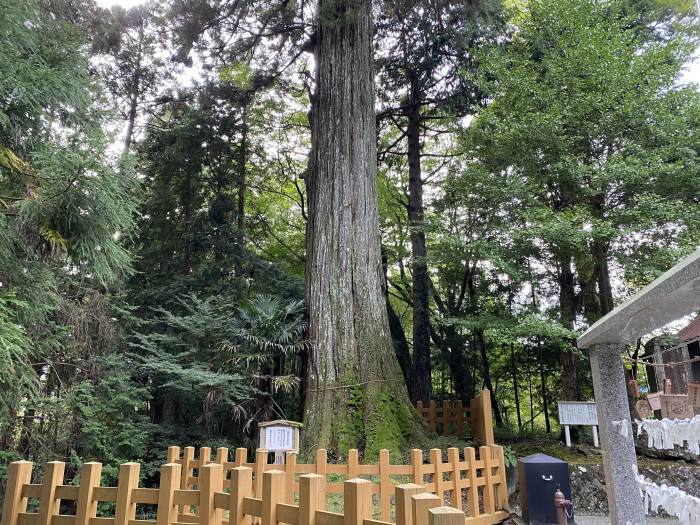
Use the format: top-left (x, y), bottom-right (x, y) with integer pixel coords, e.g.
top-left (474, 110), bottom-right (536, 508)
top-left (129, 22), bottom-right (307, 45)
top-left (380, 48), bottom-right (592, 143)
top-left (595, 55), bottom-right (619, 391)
top-left (166, 445), bottom-right (508, 524)
top-left (415, 390), bottom-right (495, 446)
top-left (0, 459), bottom-right (505, 525)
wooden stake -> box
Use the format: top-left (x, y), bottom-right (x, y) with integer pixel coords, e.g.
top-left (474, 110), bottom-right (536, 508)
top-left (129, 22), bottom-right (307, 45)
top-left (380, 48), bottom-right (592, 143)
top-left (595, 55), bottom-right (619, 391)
top-left (464, 448), bottom-right (478, 518)
top-left (410, 450), bottom-right (423, 486)
top-left (230, 467), bottom-right (253, 525)
top-left (298, 474), bottom-right (323, 525)
top-left (447, 449), bottom-right (460, 509)
top-left (480, 447), bottom-right (495, 515)
top-left (428, 506), bottom-right (464, 525)
top-left (114, 463), bottom-right (139, 525)
top-left (38, 462), bottom-right (65, 525)
top-left (261, 471), bottom-right (285, 525)
top-left (285, 452), bottom-right (297, 503)
top-left (411, 493), bottom-right (440, 525)
top-left (315, 449), bottom-right (327, 510)
top-left (394, 484), bottom-right (423, 525)
top-left (167, 446), bottom-right (180, 463)
top-left (343, 479), bottom-right (372, 525)
top-left (156, 464), bottom-right (181, 525)
top-left (75, 463), bottom-right (102, 525)
top-left (379, 450), bottom-right (391, 521)
top-left (1, 461), bottom-right (33, 525)
top-left (200, 464), bottom-right (224, 525)
top-left (429, 450), bottom-right (443, 503)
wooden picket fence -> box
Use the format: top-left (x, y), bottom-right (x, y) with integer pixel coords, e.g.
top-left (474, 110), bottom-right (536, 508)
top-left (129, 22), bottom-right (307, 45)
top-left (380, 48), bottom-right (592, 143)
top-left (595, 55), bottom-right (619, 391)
top-left (166, 445), bottom-right (508, 524)
top-left (415, 390), bottom-right (494, 446)
top-left (0, 459), bottom-right (506, 525)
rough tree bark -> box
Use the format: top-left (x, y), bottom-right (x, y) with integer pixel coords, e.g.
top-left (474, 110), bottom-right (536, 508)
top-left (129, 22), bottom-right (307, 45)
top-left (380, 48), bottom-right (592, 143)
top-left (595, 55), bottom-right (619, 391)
top-left (302, 0), bottom-right (420, 458)
top-left (406, 74), bottom-right (432, 406)
top-left (558, 254), bottom-right (580, 401)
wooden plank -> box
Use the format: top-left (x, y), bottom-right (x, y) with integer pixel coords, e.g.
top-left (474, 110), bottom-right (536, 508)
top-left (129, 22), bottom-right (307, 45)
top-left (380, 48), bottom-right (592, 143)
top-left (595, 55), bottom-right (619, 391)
top-left (455, 402), bottom-right (464, 437)
top-left (2, 461), bottom-right (33, 525)
top-left (261, 471), bottom-right (284, 525)
top-left (38, 462), bottom-right (65, 525)
top-left (410, 450), bottom-right (422, 486)
top-left (277, 504), bottom-right (298, 525)
top-left (22, 486), bottom-right (41, 499)
top-left (230, 467), bottom-right (253, 525)
top-left (93, 488), bottom-right (117, 503)
top-left (463, 511), bottom-right (509, 525)
top-left (463, 449), bottom-right (478, 518)
top-left (214, 492), bottom-right (228, 511)
top-left (174, 491), bottom-right (199, 508)
top-left (75, 463), bottom-right (102, 525)
top-left (387, 465), bottom-right (411, 476)
top-left (492, 447), bottom-right (506, 510)
top-left (356, 465), bottom-right (378, 476)
top-left (428, 507), bottom-right (464, 525)
top-left (428, 402), bottom-right (437, 433)
top-left (17, 514), bottom-right (37, 525)
top-left (156, 464), bottom-right (181, 525)
top-left (394, 484), bottom-right (423, 525)
top-left (88, 518), bottom-right (114, 525)
top-left (132, 489), bottom-right (159, 505)
top-left (314, 512), bottom-right (342, 525)
top-left (242, 498), bottom-right (261, 518)
top-left (200, 464), bottom-right (223, 525)
top-left (410, 494), bottom-right (440, 525)
top-left (55, 487), bottom-right (79, 501)
top-left (315, 450), bottom-right (327, 510)
top-left (378, 451), bottom-right (390, 522)
top-left (174, 517), bottom-right (197, 524)
top-left (363, 520), bottom-right (393, 525)
top-left (128, 521), bottom-right (155, 525)
top-left (298, 475), bottom-right (323, 525)
top-left (343, 480), bottom-right (371, 525)
top-left (285, 452), bottom-right (297, 504)
top-left (51, 517), bottom-right (74, 525)
top-left (479, 448), bottom-right (494, 516)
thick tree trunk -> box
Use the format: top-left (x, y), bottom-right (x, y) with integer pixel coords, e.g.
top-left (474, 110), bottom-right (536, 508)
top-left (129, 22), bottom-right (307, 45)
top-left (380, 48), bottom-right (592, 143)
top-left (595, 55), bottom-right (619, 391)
top-left (476, 328), bottom-right (502, 425)
top-left (557, 254), bottom-right (580, 401)
top-left (302, 0), bottom-right (419, 457)
top-left (383, 251), bottom-right (412, 384)
top-left (406, 78), bottom-right (431, 405)
top-left (510, 343), bottom-right (522, 431)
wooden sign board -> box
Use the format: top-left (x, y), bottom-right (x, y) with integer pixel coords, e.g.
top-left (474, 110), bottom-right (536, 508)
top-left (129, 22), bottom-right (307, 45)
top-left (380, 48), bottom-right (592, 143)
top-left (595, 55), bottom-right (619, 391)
top-left (558, 401), bottom-right (599, 448)
top-left (660, 394), bottom-right (694, 419)
top-left (635, 399), bottom-right (653, 419)
top-left (689, 383), bottom-right (700, 408)
top-left (558, 401), bottom-right (598, 426)
top-left (258, 419), bottom-right (302, 463)
top-left (647, 392), bottom-right (662, 411)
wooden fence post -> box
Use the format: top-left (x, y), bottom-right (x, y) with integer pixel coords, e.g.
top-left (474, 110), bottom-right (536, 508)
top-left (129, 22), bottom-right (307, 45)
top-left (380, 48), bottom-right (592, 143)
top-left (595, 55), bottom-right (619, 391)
top-left (395, 484), bottom-right (423, 525)
top-left (254, 449), bottom-right (268, 498)
top-left (416, 401), bottom-right (423, 421)
top-left (428, 507), bottom-right (464, 525)
top-left (442, 401), bottom-right (450, 436)
top-left (285, 451), bottom-right (297, 503)
top-left (200, 448), bottom-right (212, 469)
top-left (343, 479), bottom-right (372, 525)
top-left (428, 401), bottom-right (437, 433)
top-left (298, 474), bottom-right (323, 525)
top-left (262, 471), bottom-right (285, 525)
top-left (347, 449), bottom-right (359, 479)
top-left (315, 449), bottom-right (327, 510)
top-left (75, 463), bottom-right (102, 525)
top-left (493, 446), bottom-right (508, 509)
top-left (230, 467), bottom-right (253, 525)
top-left (200, 464), bottom-right (223, 525)
top-left (157, 464), bottom-right (181, 525)
top-left (115, 463), bottom-right (139, 525)
top-left (463, 448), bottom-right (478, 518)
top-left (379, 450), bottom-right (391, 521)
top-left (410, 450), bottom-right (422, 486)
top-left (1, 461), bottom-right (33, 525)
top-left (455, 401), bottom-right (464, 437)
top-left (167, 446), bottom-right (180, 463)
top-left (235, 448), bottom-right (248, 467)
top-left (411, 493), bottom-right (440, 525)
top-left (479, 447), bottom-right (495, 515)
top-left (446, 449), bottom-right (460, 509)
top-left (38, 462), bottom-right (65, 525)
top-left (182, 447), bottom-right (195, 490)
top-left (216, 448), bottom-right (229, 465)
top-left (428, 450), bottom-right (443, 503)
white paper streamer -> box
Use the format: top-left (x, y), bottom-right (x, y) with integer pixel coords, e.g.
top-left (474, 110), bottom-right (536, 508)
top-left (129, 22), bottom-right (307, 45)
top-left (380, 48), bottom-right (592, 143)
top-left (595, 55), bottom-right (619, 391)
top-left (612, 418), bottom-right (629, 437)
top-left (637, 472), bottom-right (700, 525)
top-left (636, 415), bottom-right (700, 454)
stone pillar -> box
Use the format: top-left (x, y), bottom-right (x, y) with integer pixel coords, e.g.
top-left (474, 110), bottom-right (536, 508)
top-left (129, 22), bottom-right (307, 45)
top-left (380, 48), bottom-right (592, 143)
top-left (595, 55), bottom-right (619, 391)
top-left (589, 344), bottom-right (646, 525)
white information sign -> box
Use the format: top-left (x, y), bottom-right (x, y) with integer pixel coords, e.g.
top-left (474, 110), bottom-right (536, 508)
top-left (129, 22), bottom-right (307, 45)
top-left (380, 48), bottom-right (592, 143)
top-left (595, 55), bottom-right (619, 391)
top-left (558, 401), bottom-right (598, 426)
top-left (558, 401), bottom-right (599, 448)
top-left (264, 426), bottom-right (295, 451)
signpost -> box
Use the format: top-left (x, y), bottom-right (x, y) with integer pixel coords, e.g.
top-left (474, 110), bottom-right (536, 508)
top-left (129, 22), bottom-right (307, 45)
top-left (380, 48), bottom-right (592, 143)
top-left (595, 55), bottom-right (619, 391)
top-left (558, 401), bottom-right (599, 447)
top-left (258, 419), bottom-right (303, 464)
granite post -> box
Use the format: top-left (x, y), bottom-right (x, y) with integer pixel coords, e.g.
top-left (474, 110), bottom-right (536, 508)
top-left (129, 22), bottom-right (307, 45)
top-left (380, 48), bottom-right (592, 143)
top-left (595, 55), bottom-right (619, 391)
top-left (589, 344), bottom-right (646, 525)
